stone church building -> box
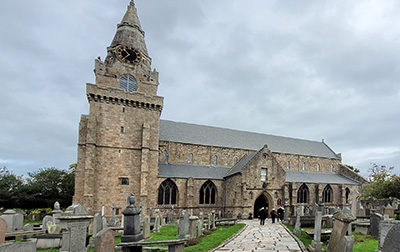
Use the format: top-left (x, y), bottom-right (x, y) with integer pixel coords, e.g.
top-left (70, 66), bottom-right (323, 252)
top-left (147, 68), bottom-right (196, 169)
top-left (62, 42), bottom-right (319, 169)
top-left (73, 1), bottom-right (366, 219)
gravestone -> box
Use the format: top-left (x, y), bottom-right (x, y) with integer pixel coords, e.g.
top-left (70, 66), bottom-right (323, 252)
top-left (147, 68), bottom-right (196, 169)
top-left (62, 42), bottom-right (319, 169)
top-left (294, 208), bottom-right (302, 237)
top-left (336, 235), bottom-right (354, 252)
top-left (14, 213), bottom-right (23, 231)
top-left (108, 203), bottom-right (118, 227)
top-left (370, 213), bottom-right (383, 237)
top-left (93, 212), bottom-right (103, 237)
top-left (1, 210), bottom-right (16, 233)
top-left (0, 218), bottom-right (6, 244)
top-left (382, 223), bottom-right (400, 252)
top-left (196, 218), bottom-right (203, 238)
top-left (199, 212), bottom-right (204, 230)
top-left (47, 221), bottom-right (61, 234)
top-left (178, 212), bottom-right (189, 239)
top-left (23, 223), bottom-right (34, 239)
top-left (211, 210), bottom-right (216, 229)
top-left (0, 241), bottom-right (36, 252)
top-left (305, 206), bottom-right (310, 216)
top-left (183, 210), bottom-right (190, 234)
top-left (154, 215), bottom-right (160, 232)
top-left (94, 228), bottom-right (115, 252)
top-left (207, 213), bottom-right (212, 230)
top-left (189, 216), bottom-right (198, 239)
top-left (309, 211), bottom-right (323, 252)
top-left (357, 208), bottom-right (366, 217)
top-left (121, 193), bottom-right (143, 243)
top-left (326, 210), bottom-right (356, 252)
top-left (42, 215), bottom-right (54, 231)
top-left (52, 201), bottom-right (63, 224)
top-left (378, 220), bottom-right (400, 250)
top-left (143, 216), bottom-right (150, 239)
top-left (384, 204), bottom-right (395, 218)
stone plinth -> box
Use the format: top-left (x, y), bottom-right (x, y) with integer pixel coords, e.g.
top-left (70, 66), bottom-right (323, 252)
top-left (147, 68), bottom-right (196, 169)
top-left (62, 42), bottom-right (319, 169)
top-left (58, 215), bottom-right (93, 252)
top-left (121, 193), bottom-right (143, 243)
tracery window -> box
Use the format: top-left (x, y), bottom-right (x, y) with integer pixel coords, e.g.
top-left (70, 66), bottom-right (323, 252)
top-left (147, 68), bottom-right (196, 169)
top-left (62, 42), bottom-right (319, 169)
top-left (119, 74), bottom-right (137, 92)
top-left (297, 183), bottom-right (309, 203)
top-left (322, 185), bottom-right (333, 203)
top-left (157, 179), bottom-right (177, 205)
top-left (261, 168), bottom-right (267, 181)
top-left (199, 180), bottom-right (216, 205)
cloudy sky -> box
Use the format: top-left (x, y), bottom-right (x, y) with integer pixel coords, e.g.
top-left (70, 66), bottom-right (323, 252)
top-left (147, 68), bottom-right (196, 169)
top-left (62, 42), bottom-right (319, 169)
top-left (1, 0), bottom-right (399, 177)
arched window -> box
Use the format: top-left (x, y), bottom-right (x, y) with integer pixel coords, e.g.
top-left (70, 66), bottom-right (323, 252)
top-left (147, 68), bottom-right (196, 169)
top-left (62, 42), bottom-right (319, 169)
top-left (297, 184), bottom-right (309, 203)
top-left (119, 74), bottom-right (137, 92)
top-left (213, 155), bottom-right (218, 165)
top-left (157, 179), bottom-right (178, 205)
top-left (189, 153), bottom-right (193, 163)
top-left (234, 156), bottom-right (238, 165)
top-left (162, 150), bottom-right (168, 162)
top-left (287, 161), bottom-right (290, 169)
top-left (199, 180), bottom-right (216, 205)
top-left (317, 164), bottom-right (320, 171)
top-left (345, 188), bottom-right (350, 204)
top-left (322, 185), bottom-right (333, 203)
top-left (302, 162), bottom-right (306, 170)
top-left (331, 165), bottom-right (334, 172)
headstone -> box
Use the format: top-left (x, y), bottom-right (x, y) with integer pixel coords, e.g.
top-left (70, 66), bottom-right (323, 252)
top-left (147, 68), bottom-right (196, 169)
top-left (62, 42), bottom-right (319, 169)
top-left (149, 208), bottom-right (153, 219)
top-left (211, 210), bottom-right (216, 229)
top-left (190, 209), bottom-right (193, 217)
top-left (382, 223), bottom-right (400, 252)
top-left (184, 210), bottom-right (190, 234)
top-left (102, 216), bottom-right (108, 230)
top-left (108, 203), bottom-right (118, 227)
top-left (121, 193), bottom-right (143, 243)
top-left (65, 204), bottom-right (89, 215)
top-left (14, 213), bottom-right (23, 231)
top-left (305, 206), bottom-right (310, 216)
top-left (343, 206), bottom-right (352, 235)
top-left (384, 204), bottom-right (395, 218)
top-left (0, 241), bottom-right (36, 252)
top-left (196, 218), bottom-right (203, 238)
top-left (0, 218), bottom-right (6, 244)
top-left (218, 211), bottom-right (222, 219)
top-left (189, 216), bottom-right (199, 239)
top-left (326, 210), bottom-right (356, 252)
top-left (378, 220), bottom-right (400, 250)
top-left (47, 221), bottom-right (61, 234)
top-left (294, 207), bottom-right (302, 236)
top-left (298, 206), bottom-right (304, 216)
top-left (1, 210), bottom-right (16, 233)
top-left (199, 212), bottom-right (204, 230)
top-left (94, 228), bottom-right (115, 252)
top-left (207, 213), bottom-right (212, 230)
top-left (326, 216), bottom-right (334, 228)
top-left (154, 215), bottom-right (160, 233)
top-left (357, 208), bottom-right (366, 217)
top-left (178, 212), bottom-right (188, 239)
top-left (143, 216), bottom-right (150, 239)
top-left (23, 223), bottom-right (34, 239)
top-left (93, 212), bottom-right (103, 236)
top-left (370, 213), bottom-right (383, 237)
top-left (42, 215), bottom-right (54, 231)
top-left (336, 235), bottom-right (354, 252)
top-left (309, 211), bottom-right (323, 252)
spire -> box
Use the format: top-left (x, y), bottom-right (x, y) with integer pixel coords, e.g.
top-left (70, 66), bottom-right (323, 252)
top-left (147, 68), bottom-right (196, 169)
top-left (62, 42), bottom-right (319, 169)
top-left (110, 0), bottom-right (148, 55)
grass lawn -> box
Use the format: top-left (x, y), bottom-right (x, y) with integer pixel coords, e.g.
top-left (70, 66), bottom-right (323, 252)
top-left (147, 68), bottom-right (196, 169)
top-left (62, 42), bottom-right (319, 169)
top-left (284, 224), bottom-right (378, 252)
top-left (37, 223), bottom-right (245, 252)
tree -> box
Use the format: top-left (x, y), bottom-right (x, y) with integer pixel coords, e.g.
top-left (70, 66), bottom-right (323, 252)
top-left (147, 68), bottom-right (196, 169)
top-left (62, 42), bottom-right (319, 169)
top-left (361, 163), bottom-right (400, 201)
top-left (345, 164), bottom-right (360, 173)
top-left (0, 166), bottom-right (24, 208)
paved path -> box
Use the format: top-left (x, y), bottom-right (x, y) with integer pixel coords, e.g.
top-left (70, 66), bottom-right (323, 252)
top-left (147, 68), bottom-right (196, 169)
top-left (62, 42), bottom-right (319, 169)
top-left (213, 219), bottom-right (303, 252)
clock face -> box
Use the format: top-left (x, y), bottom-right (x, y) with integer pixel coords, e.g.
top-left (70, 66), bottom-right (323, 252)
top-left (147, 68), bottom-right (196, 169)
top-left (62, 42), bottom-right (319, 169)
top-left (115, 45), bottom-right (142, 64)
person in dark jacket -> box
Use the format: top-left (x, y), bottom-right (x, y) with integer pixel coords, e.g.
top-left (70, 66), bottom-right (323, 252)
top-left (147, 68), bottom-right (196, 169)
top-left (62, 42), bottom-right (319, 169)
top-left (277, 206), bottom-right (285, 222)
top-left (270, 208), bottom-right (277, 223)
top-left (259, 207), bottom-right (267, 225)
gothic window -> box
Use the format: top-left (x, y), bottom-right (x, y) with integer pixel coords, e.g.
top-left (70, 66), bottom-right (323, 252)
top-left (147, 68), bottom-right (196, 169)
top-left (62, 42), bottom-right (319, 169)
top-left (162, 150), bottom-right (168, 162)
top-left (345, 188), bottom-right (350, 204)
top-left (322, 185), bottom-right (333, 203)
top-left (297, 184), bottom-right (309, 203)
top-left (119, 74), bottom-right (137, 92)
top-left (157, 179), bottom-right (178, 205)
top-left (199, 180), bottom-right (216, 205)
top-left (261, 168), bottom-right (267, 181)
top-left (213, 155), bottom-right (218, 165)
top-left (189, 153), bottom-right (193, 163)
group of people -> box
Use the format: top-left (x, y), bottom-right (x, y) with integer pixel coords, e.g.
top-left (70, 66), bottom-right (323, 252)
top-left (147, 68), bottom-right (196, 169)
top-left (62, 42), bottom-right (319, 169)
top-left (258, 206), bottom-right (285, 225)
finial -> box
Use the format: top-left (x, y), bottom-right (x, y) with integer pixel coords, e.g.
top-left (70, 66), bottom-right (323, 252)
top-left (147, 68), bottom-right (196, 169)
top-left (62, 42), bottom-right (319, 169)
top-left (128, 193), bottom-right (136, 207)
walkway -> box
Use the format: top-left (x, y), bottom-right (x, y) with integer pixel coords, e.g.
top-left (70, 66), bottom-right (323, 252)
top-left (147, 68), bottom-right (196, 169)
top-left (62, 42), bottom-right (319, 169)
top-left (213, 219), bottom-right (303, 252)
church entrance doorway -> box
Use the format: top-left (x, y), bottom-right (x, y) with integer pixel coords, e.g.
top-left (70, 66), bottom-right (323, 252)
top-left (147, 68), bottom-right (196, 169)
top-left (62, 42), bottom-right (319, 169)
top-left (254, 194), bottom-right (269, 218)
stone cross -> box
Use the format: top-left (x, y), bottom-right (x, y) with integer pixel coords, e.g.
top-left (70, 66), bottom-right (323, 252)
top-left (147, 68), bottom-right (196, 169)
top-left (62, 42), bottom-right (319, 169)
top-left (326, 210), bottom-right (356, 252)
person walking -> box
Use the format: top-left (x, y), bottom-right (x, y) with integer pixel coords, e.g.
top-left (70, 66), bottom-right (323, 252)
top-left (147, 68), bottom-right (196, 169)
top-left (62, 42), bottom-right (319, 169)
top-left (270, 208), bottom-right (277, 223)
top-left (277, 206), bottom-right (285, 222)
top-left (259, 207), bottom-right (267, 225)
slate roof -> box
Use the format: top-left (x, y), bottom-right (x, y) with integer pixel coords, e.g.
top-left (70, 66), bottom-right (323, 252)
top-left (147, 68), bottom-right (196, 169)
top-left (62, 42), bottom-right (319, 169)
top-left (285, 170), bottom-right (361, 185)
top-left (225, 151), bottom-right (258, 177)
top-left (159, 120), bottom-right (339, 159)
top-left (158, 162), bottom-right (231, 180)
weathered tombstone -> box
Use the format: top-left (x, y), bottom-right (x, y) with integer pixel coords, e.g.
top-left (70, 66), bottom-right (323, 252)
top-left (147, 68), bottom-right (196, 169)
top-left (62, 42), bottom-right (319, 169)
top-left (93, 212), bottom-right (103, 237)
top-left (370, 213), bottom-right (383, 237)
top-left (59, 204), bottom-right (92, 252)
top-left (357, 207), bottom-right (366, 217)
top-left (207, 213), bottom-right (212, 230)
top-left (298, 205), bottom-right (304, 216)
top-left (384, 204), bottom-right (395, 218)
top-left (326, 216), bottom-right (334, 228)
top-left (336, 235), bottom-right (354, 252)
top-left (121, 193), bottom-right (143, 243)
top-left (378, 220), bottom-right (400, 250)
top-left (190, 209), bottom-right (193, 217)
top-left (154, 215), bottom-right (160, 233)
top-left (382, 223), bottom-right (400, 252)
top-left (309, 211), bottom-right (323, 252)
top-left (199, 212), bottom-right (204, 230)
top-left (189, 216), bottom-right (198, 239)
top-left (343, 206), bottom-right (352, 235)
top-left (101, 206), bottom-right (105, 216)
top-left (0, 218), bottom-right (6, 244)
top-left (42, 215), bottom-right (53, 231)
top-left (1, 210), bottom-right (16, 233)
top-left (108, 203), bottom-right (118, 227)
top-left (294, 208), bottom-right (302, 237)
top-left (305, 206), bottom-right (310, 216)
top-left (143, 216), bottom-right (150, 239)
top-left (47, 221), bottom-right (61, 234)
top-left (218, 210), bottom-right (222, 219)
top-left (183, 210), bottom-right (190, 235)
top-left (0, 241), bottom-right (36, 252)
top-left (149, 208), bottom-right (153, 219)
top-left (23, 223), bottom-right (34, 239)
top-left (94, 228), bottom-right (115, 252)
top-left (178, 212), bottom-right (188, 239)
top-left (196, 218), bottom-right (203, 238)
top-left (14, 213), bottom-right (23, 231)
top-left (211, 210), bottom-right (216, 229)
top-left (326, 210), bottom-right (356, 252)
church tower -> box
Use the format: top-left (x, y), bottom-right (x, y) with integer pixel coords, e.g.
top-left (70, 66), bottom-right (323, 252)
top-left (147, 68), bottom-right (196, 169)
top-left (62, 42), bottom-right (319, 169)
top-left (73, 1), bottom-right (163, 215)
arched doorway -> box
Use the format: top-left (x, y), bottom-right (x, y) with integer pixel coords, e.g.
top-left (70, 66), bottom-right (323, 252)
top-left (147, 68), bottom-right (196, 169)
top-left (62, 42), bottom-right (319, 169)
top-left (254, 194), bottom-right (270, 218)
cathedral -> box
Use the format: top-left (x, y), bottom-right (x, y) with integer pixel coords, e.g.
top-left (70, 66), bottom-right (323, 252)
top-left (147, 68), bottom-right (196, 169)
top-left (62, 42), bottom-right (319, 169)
top-left (73, 1), bottom-right (366, 219)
